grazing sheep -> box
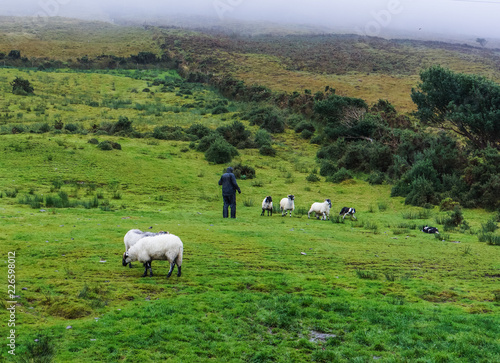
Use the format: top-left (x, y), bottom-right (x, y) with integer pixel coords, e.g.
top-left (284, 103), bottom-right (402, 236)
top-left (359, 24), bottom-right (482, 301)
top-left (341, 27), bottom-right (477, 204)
top-left (122, 233), bottom-right (182, 278)
top-left (123, 229), bottom-right (168, 268)
top-left (280, 195), bottom-right (295, 217)
top-left (308, 199), bottom-right (332, 220)
top-left (261, 196), bottom-right (273, 216)
top-left (339, 207), bottom-right (356, 220)
top-left (422, 226), bottom-right (439, 234)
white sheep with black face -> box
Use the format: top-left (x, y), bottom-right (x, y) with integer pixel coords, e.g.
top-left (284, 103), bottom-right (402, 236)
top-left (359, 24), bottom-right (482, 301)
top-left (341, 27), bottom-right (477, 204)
top-left (280, 195), bottom-right (295, 217)
top-left (308, 199), bottom-right (332, 220)
top-left (123, 229), bottom-right (169, 268)
top-left (122, 234), bottom-right (183, 278)
top-left (261, 196), bottom-right (273, 216)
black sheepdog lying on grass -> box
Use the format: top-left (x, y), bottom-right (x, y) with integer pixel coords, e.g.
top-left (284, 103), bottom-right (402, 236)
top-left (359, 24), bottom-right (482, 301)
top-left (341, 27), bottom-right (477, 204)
top-left (422, 226), bottom-right (439, 234)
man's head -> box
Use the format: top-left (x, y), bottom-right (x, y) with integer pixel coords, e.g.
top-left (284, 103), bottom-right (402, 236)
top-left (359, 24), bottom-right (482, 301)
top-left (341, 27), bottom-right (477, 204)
top-left (226, 167), bottom-right (234, 173)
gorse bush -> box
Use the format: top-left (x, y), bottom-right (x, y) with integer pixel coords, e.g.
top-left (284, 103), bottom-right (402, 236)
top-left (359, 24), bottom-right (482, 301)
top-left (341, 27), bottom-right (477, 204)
top-left (306, 173), bottom-right (321, 182)
top-left (254, 129), bottom-right (272, 148)
top-left (481, 218), bottom-right (498, 233)
top-left (242, 106), bottom-right (285, 133)
top-left (11, 76), bottom-right (34, 95)
top-left (187, 124), bottom-right (212, 140)
top-left (259, 144), bottom-right (276, 157)
top-left (216, 121), bottom-right (253, 149)
top-left (205, 137), bottom-right (239, 164)
top-left (326, 168), bottom-right (352, 183)
top-left (233, 163), bottom-right (256, 180)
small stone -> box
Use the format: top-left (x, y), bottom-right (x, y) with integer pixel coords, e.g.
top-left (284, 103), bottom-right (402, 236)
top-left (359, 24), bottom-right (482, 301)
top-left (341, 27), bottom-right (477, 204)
top-left (301, 252), bottom-right (307, 255)
top-left (66, 326), bottom-right (72, 329)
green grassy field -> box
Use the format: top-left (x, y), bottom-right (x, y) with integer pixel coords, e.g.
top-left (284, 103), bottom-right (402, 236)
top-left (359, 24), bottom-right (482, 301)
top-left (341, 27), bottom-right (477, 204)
top-left (0, 68), bottom-right (499, 362)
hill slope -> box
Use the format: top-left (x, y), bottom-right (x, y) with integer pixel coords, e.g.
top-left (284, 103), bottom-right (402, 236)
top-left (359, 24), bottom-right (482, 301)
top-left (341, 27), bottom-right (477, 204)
top-left (1, 17), bottom-right (500, 113)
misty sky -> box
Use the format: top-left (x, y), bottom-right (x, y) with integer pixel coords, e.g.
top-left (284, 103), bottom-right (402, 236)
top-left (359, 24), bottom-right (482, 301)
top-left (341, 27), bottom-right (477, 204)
top-left (3, 0), bottom-right (500, 39)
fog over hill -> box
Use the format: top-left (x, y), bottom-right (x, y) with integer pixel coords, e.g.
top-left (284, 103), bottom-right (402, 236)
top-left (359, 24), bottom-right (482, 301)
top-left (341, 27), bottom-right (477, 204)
top-left (2, 0), bottom-right (500, 46)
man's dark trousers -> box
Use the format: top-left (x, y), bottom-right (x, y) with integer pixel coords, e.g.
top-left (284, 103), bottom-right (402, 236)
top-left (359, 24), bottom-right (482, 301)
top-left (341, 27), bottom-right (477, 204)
top-left (223, 194), bottom-right (236, 218)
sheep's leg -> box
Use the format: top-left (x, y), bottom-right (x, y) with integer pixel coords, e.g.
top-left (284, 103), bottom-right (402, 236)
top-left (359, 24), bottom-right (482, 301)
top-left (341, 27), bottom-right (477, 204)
top-left (128, 262), bottom-right (133, 268)
top-left (177, 265), bottom-right (182, 277)
top-left (148, 261), bottom-right (153, 277)
top-left (142, 262), bottom-right (148, 277)
top-left (167, 262), bottom-right (174, 278)
top-left (261, 209), bottom-right (265, 216)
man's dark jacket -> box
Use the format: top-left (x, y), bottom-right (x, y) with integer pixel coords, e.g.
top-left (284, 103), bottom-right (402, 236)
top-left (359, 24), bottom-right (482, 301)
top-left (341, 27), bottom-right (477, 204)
top-left (218, 167), bottom-right (241, 195)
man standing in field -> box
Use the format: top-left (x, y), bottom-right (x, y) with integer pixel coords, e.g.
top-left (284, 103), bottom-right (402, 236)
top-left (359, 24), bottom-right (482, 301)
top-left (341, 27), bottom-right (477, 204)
top-left (218, 167), bottom-right (241, 218)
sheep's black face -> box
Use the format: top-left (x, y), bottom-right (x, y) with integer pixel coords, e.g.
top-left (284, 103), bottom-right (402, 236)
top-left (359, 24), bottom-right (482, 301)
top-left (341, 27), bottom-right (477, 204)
top-left (326, 199), bottom-right (332, 208)
top-left (289, 195), bottom-right (295, 200)
top-left (266, 196), bottom-right (272, 203)
top-left (122, 252), bottom-right (129, 267)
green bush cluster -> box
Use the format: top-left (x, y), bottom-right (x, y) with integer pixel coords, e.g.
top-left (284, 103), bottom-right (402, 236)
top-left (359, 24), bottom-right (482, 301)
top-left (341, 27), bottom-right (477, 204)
top-left (241, 106), bottom-right (285, 133)
top-left (204, 137), bottom-right (239, 164)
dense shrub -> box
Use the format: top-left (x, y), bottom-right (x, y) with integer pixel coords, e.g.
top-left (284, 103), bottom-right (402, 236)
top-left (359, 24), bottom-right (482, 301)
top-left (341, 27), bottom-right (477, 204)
top-left (319, 160), bottom-right (338, 177)
top-left (294, 121), bottom-right (315, 134)
top-left (11, 77), bottom-right (34, 95)
top-left (403, 177), bottom-right (439, 207)
top-left (64, 123), bottom-right (79, 132)
top-left (463, 147), bottom-right (500, 209)
top-left (259, 144), bottom-right (276, 156)
top-left (366, 171), bottom-right (387, 185)
top-left (314, 94), bottom-right (368, 127)
top-left (243, 106), bottom-right (285, 133)
top-left (392, 155), bottom-right (441, 205)
top-left (443, 206), bottom-right (465, 229)
top-left (326, 168), bottom-right (353, 183)
top-left (301, 129), bottom-right (314, 139)
top-left (111, 116), bottom-right (133, 134)
top-left (37, 123), bottom-right (51, 133)
top-left (97, 141), bottom-right (113, 151)
top-left (153, 125), bottom-right (187, 141)
top-left (216, 121), bottom-right (253, 149)
top-left (196, 133), bottom-right (220, 152)
top-left (337, 142), bottom-right (371, 172)
top-left (187, 124), bottom-right (212, 140)
top-left (439, 198), bottom-right (460, 211)
top-left (287, 114), bottom-right (305, 129)
top-left (254, 129), bottom-right (272, 147)
top-left (204, 137), bottom-right (239, 164)
top-left (233, 163), bottom-right (256, 179)
top-left (306, 173), bottom-right (321, 182)
top-left (212, 105), bottom-right (229, 114)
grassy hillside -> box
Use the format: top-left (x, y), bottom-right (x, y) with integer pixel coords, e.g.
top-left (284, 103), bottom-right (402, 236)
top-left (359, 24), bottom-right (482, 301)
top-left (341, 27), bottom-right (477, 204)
top-left (1, 17), bottom-right (500, 114)
top-left (0, 16), bottom-right (159, 59)
top-left (1, 68), bottom-right (499, 362)
top-left (157, 30), bottom-right (500, 113)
